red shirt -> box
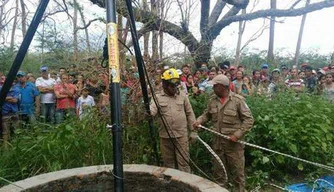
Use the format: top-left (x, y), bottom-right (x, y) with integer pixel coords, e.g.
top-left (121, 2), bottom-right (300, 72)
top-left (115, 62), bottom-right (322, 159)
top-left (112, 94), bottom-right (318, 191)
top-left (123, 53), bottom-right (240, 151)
top-left (54, 83), bottom-right (76, 109)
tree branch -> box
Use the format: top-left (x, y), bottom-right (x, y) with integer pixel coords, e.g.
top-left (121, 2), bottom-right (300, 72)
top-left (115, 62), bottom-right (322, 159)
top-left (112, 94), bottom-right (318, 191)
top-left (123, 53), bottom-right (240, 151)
top-left (208, 0), bottom-right (226, 26)
top-left (200, 0), bottom-right (210, 35)
top-left (209, 0), bottom-right (334, 39)
top-left (76, 18), bottom-right (103, 31)
top-left (224, 0), bottom-right (249, 9)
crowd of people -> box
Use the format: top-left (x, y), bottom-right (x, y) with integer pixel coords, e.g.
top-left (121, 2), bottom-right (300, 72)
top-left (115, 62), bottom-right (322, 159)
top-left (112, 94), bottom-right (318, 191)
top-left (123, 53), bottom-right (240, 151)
top-left (175, 61), bottom-right (334, 101)
top-left (1, 59), bottom-right (334, 191)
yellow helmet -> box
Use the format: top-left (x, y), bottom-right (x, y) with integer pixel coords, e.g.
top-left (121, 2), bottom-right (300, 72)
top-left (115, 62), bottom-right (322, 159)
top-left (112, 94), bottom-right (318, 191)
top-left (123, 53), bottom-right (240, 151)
top-left (161, 68), bottom-right (180, 81)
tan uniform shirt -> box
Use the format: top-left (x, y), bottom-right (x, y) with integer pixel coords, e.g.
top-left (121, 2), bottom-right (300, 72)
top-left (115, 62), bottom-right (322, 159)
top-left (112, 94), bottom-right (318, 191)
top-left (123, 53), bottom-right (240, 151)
top-left (150, 91), bottom-right (196, 138)
top-left (197, 92), bottom-right (254, 139)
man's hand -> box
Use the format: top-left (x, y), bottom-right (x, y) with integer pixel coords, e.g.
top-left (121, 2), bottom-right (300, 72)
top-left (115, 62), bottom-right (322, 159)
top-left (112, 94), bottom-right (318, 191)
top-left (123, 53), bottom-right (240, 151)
top-left (192, 122), bottom-right (201, 130)
top-left (229, 135), bottom-right (238, 142)
top-left (189, 132), bottom-right (198, 144)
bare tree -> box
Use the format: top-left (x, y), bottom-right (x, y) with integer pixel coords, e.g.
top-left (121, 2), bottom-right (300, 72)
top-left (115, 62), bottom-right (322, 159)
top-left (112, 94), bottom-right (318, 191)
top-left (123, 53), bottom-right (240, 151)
top-left (294, 0), bottom-right (311, 67)
top-left (143, 0), bottom-right (149, 60)
top-left (235, 9), bottom-right (246, 66)
top-left (159, 0), bottom-right (164, 60)
top-left (267, 0), bottom-right (276, 64)
top-left (64, 0), bottom-right (334, 67)
top-left (19, 0), bottom-right (26, 37)
top-left (77, 3), bottom-right (91, 53)
top-left (0, 0), bottom-right (12, 40)
top-left (72, 0), bottom-right (78, 61)
top-left (10, 0), bottom-right (19, 50)
top-left (151, 0), bottom-right (159, 62)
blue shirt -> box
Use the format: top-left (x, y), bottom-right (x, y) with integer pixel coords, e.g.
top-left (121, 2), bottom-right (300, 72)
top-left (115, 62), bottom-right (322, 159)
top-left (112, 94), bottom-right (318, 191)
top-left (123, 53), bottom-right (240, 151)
top-left (0, 85), bottom-right (20, 115)
top-left (15, 82), bottom-right (40, 115)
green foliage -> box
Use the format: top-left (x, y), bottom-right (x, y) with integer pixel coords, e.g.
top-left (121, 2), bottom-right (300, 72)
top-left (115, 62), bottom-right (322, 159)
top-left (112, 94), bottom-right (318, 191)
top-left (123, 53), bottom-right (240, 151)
top-left (246, 92), bottom-right (334, 184)
top-left (0, 112), bottom-right (113, 185)
top-left (1, 91), bottom-right (333, 189)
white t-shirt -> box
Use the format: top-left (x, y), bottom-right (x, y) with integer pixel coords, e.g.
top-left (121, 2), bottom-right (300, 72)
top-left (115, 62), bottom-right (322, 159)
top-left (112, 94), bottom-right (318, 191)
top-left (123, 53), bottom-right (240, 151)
top-left (77, 95), bottom-right (95, 119)
top-left (35, 77), bottom-right (56, 103)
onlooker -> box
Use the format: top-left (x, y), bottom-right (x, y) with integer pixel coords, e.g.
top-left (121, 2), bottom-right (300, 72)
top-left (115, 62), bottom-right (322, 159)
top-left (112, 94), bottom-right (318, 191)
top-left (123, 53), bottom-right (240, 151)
top-left (56, 67), bottom-right (67, 83)
top-left (322, 73), bottom-right (334, 102)
top-left (35, 66), bottom-right (56, 124)
top-left (268, 69), bottom-right (283, 97)
top-left (281, 64), bottom-right (289, 79)
top-left (285, 68), bottom-right (305, 93)
top-left (252, 70), bottom-right (261, 87)
top-left (317, 74), bottom-right (326, 95)
top-left (233, 70), bottom-right (243, 94)
top-left (180, 64), bottom-right (191, 82)
top-left (76, 87), bottom-right (95, 119)
top-left (54, 74), bottom-right (77, 124)
top-left (15, 71), bottom-right (40, 124)
top-left (199, 69), bottom-right (216, 93)
top-left (304, 66), bottom-right (317, 93)
top-left (0, 84), bottom-right (20, 147)
top-left (240, 75), bottom-right (254, 97)
top-left (260, 63), bottom-right (269, 81)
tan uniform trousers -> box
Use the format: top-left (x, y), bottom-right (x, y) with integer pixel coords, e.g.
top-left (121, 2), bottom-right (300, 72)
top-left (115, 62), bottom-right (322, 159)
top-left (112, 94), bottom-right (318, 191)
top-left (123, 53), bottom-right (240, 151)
top-left (213, 137), bottom-right (245, 192)
top-left (1, 114), bottom-right (19, 148)
top-left (160, 136), bottom-right (190, 173)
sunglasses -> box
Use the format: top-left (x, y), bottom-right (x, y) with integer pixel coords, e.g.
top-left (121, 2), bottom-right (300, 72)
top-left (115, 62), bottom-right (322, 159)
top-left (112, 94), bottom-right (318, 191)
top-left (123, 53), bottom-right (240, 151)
top-left (168, 78), bottom-right (180, 86)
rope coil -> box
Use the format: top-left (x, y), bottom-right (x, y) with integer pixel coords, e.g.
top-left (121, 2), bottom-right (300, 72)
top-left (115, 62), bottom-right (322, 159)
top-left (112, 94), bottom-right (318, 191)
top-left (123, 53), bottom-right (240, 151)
top-left (197, 136), bottom-right (228, 181)
top-left (199, 125), bottom-right (334, 172)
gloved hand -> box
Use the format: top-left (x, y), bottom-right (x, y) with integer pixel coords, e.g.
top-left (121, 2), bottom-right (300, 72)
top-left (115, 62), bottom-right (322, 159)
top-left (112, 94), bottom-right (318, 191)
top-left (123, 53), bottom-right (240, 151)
top-left (229, 135), bottom-right (238, 142)
top-left (189, 132), bottom-right (198, 144)
top-left (192, 122), bottom-right (201, 131)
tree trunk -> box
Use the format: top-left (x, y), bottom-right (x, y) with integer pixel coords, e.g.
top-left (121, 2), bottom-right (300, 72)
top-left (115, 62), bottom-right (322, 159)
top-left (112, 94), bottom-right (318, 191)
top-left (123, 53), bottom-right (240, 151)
top-left (159, 0), bottom-right (164, 60)
top-left (73, 0), bottom-right (79, 62)
top-left (10, 0), bottom-right (19, 51)
top-left (19, 0), bottom-right (26, 37)
top-left (78, 3), bottom-right (91, 54)
top-left (193, 39), bottom-right (212, 68)
top-left (294, 0), bottom-right (311, 67)
top-left (267, 0), bottom-right (276, 64)
top-left (151, 0), bottom-right (159, 62)
top-left (143, 0), bottom-right (149, 60)
top-left (235, 9), bottom-right (246, 66)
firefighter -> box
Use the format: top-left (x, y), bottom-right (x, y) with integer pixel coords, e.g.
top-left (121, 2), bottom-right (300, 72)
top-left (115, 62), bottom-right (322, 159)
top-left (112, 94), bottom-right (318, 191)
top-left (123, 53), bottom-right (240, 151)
top-left (150, 68), bottom-right (196, 173)
top-left (194, 74), bottom-right (254, 191)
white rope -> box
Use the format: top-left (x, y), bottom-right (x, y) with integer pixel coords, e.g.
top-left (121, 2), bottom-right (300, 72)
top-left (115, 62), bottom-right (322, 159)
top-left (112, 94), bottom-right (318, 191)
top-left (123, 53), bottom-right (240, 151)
top-left (311, 178), bottom-right (334, 192)
top-left (199, 125), bottom-right (334, 172)
top-left (196, 135), bottom-right (228, 181)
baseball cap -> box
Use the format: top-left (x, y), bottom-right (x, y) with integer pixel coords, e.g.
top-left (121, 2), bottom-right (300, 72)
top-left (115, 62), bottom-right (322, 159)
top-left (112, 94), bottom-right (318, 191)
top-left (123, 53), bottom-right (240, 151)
top-left (40, 66), bottom-right (48, 72)
top-left (230, 66), bottom-right (236, 70)
top-left (272, 68), bottom-right (280, 74)
top-left (209, 74), bottom-right (229, 86)
top-left (305, 66), bottom-right (313, 71)
top-left (261, 64), bottom-right (269, 69)
top-left (17, 71), bottom-right (26, 77)
top-left (176, 69), bottom-right (183, 75)
top-left (281, 64), bottom-right (288, 70)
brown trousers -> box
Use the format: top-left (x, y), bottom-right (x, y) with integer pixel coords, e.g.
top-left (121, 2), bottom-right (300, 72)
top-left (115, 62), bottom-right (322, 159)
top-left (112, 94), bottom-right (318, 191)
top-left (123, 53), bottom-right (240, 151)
top-left (213, 137), bottom-right (245, 192)
top-left (160, 136), bottom-right (190, 173)
top-left (1, 114), bottom-right (19, 148)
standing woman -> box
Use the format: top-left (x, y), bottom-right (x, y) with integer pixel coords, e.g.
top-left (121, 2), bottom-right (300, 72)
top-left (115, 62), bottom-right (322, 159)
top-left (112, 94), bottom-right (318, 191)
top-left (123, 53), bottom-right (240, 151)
top-left (232, 70), bottom-right (243, 94)
top-left (322, 73), bottom-right (334, 102)
top-left (241, 75), bottom-right (255, 96)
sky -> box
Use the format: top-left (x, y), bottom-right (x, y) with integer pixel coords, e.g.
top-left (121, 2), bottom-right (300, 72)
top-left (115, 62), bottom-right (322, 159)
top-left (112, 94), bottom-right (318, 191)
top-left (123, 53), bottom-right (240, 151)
top-left (3, 0), bottom-right (334, 57)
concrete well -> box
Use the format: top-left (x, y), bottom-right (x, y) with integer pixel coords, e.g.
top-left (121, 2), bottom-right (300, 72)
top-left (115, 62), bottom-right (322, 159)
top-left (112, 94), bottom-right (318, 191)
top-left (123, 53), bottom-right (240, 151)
top-left (0, 164), bottom-right (227, 192)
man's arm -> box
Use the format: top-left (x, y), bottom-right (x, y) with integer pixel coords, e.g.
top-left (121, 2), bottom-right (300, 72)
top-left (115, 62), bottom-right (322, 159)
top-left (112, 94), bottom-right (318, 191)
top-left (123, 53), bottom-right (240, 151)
top-left (233, 99), bottom-right (254, 139)
top-left (184, 96), bottom-right (196, 130)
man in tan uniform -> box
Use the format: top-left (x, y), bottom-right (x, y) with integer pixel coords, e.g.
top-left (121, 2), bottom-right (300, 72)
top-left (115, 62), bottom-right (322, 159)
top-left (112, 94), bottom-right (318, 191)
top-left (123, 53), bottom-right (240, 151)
top-left (150, 68), bottom-right (196, 173)
top-left (194, 74), bottom-right (254, 191)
